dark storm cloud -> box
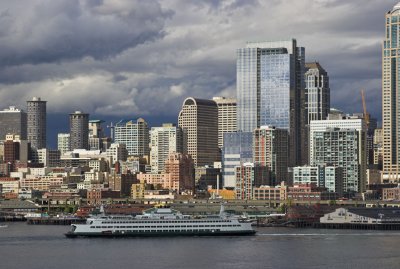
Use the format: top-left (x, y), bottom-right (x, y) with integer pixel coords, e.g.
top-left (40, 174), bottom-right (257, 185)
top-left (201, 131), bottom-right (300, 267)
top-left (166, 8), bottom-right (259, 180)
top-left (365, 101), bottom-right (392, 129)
top-left (0, 0), bottom-right (394, 127)
top-left (0, 0), bottom-right (171, 66)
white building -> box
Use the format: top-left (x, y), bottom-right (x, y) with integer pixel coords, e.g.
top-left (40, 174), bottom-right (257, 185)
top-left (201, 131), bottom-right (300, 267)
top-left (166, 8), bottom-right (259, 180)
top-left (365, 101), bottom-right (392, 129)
top-left (150, 124), bottom-right (183, 173)
top-left (57, 133), bottom-right (70, 155)
top-left (212, 97), bottom-right (237, 148)
top-left (114, 118), bottom-right (149, 157)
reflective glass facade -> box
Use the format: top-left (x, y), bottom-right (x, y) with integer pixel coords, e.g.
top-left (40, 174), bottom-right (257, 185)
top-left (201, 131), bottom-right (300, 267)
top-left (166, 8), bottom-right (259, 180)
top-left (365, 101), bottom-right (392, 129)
top-left (236, 39), bottom-right (306, 165)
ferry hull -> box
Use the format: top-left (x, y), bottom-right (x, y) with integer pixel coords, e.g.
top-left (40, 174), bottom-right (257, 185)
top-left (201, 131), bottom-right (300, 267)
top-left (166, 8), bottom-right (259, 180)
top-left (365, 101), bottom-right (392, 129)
top-left (65, 230), bottom-right (256, 238)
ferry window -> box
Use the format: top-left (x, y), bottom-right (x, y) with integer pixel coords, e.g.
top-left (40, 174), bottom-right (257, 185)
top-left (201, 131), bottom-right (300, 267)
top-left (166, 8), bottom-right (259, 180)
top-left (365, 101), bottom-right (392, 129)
top-left (96, 226), bottom-right (101, 228)
top-left (90, 226), bottom-right (95, 228)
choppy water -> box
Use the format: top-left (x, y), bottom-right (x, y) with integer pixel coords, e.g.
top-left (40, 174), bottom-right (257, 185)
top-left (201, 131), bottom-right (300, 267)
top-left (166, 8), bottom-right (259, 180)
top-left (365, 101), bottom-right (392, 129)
top-left (0, 223), bottom-right (399, 269)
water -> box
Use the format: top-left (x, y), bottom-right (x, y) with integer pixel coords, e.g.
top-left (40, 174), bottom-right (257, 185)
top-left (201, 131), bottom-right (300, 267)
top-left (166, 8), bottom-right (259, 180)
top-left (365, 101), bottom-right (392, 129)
top-left (1, 223), bottom-right (400, 269)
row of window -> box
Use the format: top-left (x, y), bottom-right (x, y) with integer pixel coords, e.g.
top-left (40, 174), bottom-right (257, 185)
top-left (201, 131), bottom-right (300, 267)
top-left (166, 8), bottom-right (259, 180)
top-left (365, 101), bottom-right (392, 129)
top-left (101, 220), bottom-right (232, 224)
top-left (91, 224), bottom-right (240, 229)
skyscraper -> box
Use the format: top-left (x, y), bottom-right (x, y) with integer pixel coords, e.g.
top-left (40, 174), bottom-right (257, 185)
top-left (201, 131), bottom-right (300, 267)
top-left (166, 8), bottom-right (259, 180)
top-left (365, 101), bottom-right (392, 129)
top-left (236, 39), bottom-right (305, 166)
top-left (150, 123), bottom-right (184, 173)
top-left (212, 97), bottom-right (237, 148)
top-left (114, 118), bottom-right (150, 157)
top-left (178, 97), bottom-right (219, 167)
top-left (305, 62), bottom-right (330, 123)
top-left (69, 111), bottom-right (89, 150)
top-left (27, 97), bottom-right (46, 149)
top-left (383, 3), bottom-right (400, 182)
top-left (0, 106), bottom-right (27, 140)
top-left (253, 126), bottom-right (289, 185)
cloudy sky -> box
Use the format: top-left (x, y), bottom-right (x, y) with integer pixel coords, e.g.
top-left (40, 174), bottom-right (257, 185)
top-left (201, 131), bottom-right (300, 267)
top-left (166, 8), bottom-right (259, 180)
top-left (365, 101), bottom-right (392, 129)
top-left (0, 0), bottom-right (392, 130)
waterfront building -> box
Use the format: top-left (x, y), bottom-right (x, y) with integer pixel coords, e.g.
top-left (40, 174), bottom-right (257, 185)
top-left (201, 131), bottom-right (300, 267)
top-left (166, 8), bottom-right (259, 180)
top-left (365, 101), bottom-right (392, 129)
top-left (293, 165), bottom-right (343, 196)
top-left (212, 97), bottom-right (237, 148)
top-left (312, 128), bottom-right (366, 194)
top-left (164, 153), bottom-right (195, 193)
top-left (222, 132), bottom-right (253, 188)
top-left (253, 126), bottom-right (289, 185)
top-left (27, 97), bottom-right (46, 149)
top-left (57, 133), bottom-right (71, 155)
top-left (235, 163), bottom-right (269, 200)
top-left (382, 186), bottom-right (400, 201)
top-left (69, 111), bottom-right (89, 150)
top-left (287, 184), bottom-right (336, 201)
top-left (253, 182), bottom-right (288, 201)
top-left (114, 118), bottom-right (150, 157)
top-left (236, 39), bottom-right (306, 166)
top-left (0, 106), bottom-right (27, 140)
top-left (382, 3), bottom-right (400, 182)
top-left (150, 123), bottom-right (183, 173)
top-left (178, 97), bottom-right (219, 167)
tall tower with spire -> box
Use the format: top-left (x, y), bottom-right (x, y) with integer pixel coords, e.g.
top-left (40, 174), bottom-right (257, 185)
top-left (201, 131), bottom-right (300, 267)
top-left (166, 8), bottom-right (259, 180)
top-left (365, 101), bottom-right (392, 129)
top-left (382, 2), bottom-right (400, 182)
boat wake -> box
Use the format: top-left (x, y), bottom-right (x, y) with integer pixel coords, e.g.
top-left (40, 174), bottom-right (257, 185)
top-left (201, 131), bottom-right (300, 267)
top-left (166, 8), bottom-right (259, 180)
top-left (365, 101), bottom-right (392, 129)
top-left (256, 233), bottom-right (400, 236)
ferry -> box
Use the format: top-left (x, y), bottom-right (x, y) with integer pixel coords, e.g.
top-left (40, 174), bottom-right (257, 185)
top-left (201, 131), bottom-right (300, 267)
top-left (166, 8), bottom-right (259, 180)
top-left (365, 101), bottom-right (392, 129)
top-left (65, 205), bottom-right (256, 238)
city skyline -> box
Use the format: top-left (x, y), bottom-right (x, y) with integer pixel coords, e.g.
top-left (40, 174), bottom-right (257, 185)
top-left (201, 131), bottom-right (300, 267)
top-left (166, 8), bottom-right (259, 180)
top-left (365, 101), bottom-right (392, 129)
top-left (0, 0), bottom-right (387, 126)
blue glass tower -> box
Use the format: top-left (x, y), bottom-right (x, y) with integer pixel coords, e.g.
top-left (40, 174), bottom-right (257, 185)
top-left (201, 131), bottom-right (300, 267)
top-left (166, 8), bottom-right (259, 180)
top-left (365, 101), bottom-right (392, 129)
top-left (236, 39), bottom-right (305, 165)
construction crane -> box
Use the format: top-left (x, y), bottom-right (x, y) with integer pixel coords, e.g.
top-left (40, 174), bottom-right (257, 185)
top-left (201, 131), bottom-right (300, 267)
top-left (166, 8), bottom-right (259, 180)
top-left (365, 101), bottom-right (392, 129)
top-left (361, 89), bottom-right (370, 127)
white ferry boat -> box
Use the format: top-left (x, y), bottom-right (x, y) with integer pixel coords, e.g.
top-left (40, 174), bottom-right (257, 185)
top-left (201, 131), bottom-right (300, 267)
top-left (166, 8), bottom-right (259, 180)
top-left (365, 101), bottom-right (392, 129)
top-left (65, 205), bottom-right (255, 237)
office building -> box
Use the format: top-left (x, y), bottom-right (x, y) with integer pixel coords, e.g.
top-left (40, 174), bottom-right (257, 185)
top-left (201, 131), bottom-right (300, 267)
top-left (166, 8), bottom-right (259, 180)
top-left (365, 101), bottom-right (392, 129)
top-left (69, 111), bottom-right (89, 150)
top-left (212, 97), bottom-right (237, 148)
top-left (27, 97), bottom-right (46, 149)
top-left (150, 123), bottom-right (183, 173)
top-left (0, 106), bottom-right (27, 140)
top-left (222, 132), bottom-right (253, 188)
top-left (305, 62), bottom-right (330, 123)
top-left (236, 39), bottom-right (305, 166)
top-left (114, 118), bottom-right (150, 157)
top-left (253, 126), bottom-right (289, 185)
top-left (178, 97), bottom-right (219, 167)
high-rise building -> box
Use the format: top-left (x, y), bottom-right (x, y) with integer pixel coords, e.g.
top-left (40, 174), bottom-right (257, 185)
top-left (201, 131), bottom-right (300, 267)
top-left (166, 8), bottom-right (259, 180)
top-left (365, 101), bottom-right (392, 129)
top-left (236, 39), bottom-right (305, 166)
top-left (27, 97), bottom-right (46, 149)
top-left (309, 116), bottom-right (367, 163)
top-left (178, 97), bottom-right (219, 167)
top-left (235, 163), bottom-right (269, 200)
top-left (222, 132), bottom-right (253, 188)
top-left (150, 123), bottom-right (183, 173)
top-left (383, 3), bottom-right (400, 182)
top-left (212, 97), bottom-right (237, 148)
top-left (57, 133), bottom-right (71, 155)
top-left (88, 120), bottom-right (105, 150)
top-left (106, 143), bottom-right (128, 165)
top-left (164, 153), bottom-right (195, 193)
top-left (253, 126), bottom-right (289, 185)
top-left (69, 111), bottom-right (89, 150)
top-left (305, 62), bottom-right (330, 123)
top-left (0, 106), bottom-right (27, 140)
top-left (114, 118), bottom-right (150, 157)
top-left (312, 128), bottom-right (366, 194)
top-left (293, 165), bottom-right (343, 196)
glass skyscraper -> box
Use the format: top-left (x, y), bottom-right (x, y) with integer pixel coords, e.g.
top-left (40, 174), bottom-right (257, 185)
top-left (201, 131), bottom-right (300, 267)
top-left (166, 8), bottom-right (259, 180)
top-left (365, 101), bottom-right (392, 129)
top-left (236, 39), bottom-right (305, 165)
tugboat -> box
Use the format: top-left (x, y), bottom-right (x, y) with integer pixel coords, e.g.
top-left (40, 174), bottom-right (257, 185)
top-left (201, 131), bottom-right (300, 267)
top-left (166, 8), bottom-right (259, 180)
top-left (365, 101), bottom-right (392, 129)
top-left (65, 205), bottom-right (256, 238)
